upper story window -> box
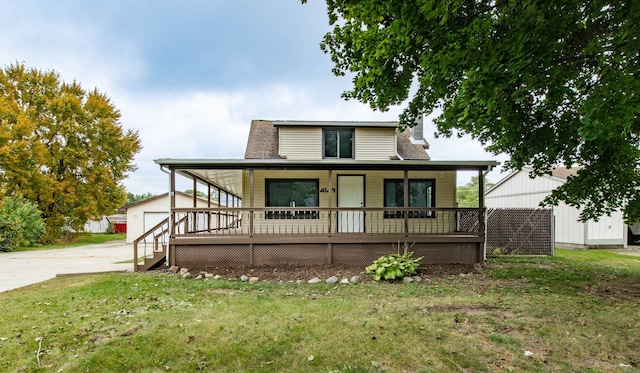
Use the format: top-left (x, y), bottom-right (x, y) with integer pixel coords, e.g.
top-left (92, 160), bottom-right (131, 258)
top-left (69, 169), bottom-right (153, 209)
top-left (323, 128), bottom-right (353, 158)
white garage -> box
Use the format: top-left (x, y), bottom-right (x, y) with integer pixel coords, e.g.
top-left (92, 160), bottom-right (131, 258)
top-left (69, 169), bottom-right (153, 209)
top-left (485, 167), bottom-right (627, 248)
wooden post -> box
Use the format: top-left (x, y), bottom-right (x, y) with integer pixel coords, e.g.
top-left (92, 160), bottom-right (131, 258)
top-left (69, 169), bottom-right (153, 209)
top-left (328, 169), bottom-right (333, 235)
top-left (404, 170), bottom-right (409, 234)
top-left (249, 169), bottom-right (254, 236)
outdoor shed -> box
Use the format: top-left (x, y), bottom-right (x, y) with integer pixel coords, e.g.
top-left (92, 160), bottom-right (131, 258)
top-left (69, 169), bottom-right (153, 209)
top-left (485, 167), bottom-right (626, 248)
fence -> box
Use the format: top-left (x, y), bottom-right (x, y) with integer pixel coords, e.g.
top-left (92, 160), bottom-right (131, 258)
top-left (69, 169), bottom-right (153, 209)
top-left (485, 208), bottom-right (554, 255)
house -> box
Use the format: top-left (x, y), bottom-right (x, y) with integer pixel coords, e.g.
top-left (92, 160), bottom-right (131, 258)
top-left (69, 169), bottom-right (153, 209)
top-left (485, 167), bottom-right (626, 248)
top-left (135, 119), bottom-right (498, 271)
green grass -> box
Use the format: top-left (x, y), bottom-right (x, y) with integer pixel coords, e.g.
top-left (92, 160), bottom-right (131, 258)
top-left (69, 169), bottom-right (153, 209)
top-left (14, 233), bottom-right (126, 252)
top-left (0, 250), bottom-right (639, 372)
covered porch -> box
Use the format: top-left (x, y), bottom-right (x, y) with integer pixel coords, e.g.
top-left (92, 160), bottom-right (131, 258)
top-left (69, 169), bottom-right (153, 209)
top-left (134, 159), bottom-right (498, 271)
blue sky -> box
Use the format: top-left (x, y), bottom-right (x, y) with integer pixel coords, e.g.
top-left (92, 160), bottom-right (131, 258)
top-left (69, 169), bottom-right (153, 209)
top-left (1, 0), bottom-right (506, 195)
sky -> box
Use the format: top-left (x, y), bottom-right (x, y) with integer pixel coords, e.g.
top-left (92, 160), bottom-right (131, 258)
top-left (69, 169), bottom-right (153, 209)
top-left (1, 0), bottom-right (509, 195)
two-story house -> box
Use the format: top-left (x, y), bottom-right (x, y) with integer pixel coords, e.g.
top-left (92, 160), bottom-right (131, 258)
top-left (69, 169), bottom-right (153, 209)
top-left (134, 119), bottom-right (498, 271)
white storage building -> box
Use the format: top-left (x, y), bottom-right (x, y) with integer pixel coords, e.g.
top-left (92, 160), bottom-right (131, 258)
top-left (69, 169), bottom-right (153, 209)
top-left (485, 167), bottom-right (626, 248)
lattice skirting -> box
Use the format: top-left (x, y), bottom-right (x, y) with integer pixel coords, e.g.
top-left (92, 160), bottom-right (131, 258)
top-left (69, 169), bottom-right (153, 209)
top-left (172, 242), bottom-right (481, 269)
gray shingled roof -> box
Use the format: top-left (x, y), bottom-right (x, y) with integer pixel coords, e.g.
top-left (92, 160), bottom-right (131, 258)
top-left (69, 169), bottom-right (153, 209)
top-left (244, 120), bottom-right (430, 160)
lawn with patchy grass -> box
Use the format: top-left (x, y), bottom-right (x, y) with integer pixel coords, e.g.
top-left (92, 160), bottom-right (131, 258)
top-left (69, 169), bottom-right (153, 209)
top-left (14, 233), bottom-right (126, 252)
top-left (0, 249), bottom-right (638, 372)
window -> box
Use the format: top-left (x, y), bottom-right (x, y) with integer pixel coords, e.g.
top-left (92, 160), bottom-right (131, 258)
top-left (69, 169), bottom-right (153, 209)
top-left (384, 179), bottom-right (435, 218)
top-left (324, 128), bottom-right (353, 158)
top-left (266, 179), bottom-right (319, 219)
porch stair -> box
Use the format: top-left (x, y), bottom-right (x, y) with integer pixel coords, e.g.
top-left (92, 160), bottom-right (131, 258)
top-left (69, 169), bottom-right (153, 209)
top-left (138, 246), bottom-right (167, 271)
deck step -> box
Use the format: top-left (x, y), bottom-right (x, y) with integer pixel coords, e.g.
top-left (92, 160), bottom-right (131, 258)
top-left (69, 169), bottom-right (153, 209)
top-left (141, 250), bottom-right (166, 271)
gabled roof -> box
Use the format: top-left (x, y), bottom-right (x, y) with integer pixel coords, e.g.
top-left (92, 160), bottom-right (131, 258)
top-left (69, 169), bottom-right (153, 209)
top-left (123, 191), bottom-right (216, 210)
top-left (243, 119), bottom-right (430, 160)
top-left (486, 166), bottom-right (582, 195)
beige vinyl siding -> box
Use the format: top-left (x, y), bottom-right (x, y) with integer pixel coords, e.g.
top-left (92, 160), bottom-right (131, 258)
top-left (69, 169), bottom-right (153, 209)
top-left (278, 127), bottom-right (322, 160)
top-left (354, 127), bottom-right (396, 160)
top-left (242, 170), bottom-right (457, 234)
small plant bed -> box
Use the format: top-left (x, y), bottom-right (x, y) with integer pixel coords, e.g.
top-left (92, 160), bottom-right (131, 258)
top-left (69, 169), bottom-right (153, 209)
top-left (157, 263), bottom-right (476, 284)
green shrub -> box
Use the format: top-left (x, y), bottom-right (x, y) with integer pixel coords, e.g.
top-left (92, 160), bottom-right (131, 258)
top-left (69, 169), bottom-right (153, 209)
top-left (0, 195), bottom-right (46, 250)
top-left (365, 251), bottom-right (423, 281)
top-left (0, 216), bottom-right (20, 252)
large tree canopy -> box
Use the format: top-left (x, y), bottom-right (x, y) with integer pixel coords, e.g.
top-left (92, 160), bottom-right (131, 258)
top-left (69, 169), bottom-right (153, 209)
top-left (0, 64), bottom-right (141, 241)
top-left (312, 0), bottom-right (640, 222)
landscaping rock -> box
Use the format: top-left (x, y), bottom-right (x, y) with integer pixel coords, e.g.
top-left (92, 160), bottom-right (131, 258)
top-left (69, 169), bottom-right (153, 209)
top-left (240, 275), bottom-right (250, 282)
top-left (168, 266), bottom-right (179, 273)
top-left (413, 276), bottom-right (422, 282)
top-left (213, 275), bottom-right (222, 280)
top-left (350, 275), bottom-right (361, 284)
top-left (249, 277), bottom-right (260, 283)
top-left (473, 263), bottom-right (483, 272)
top-left (326, 276), bottom-right (339, 284)
top-left (179, 267), bottom-right (189, 275)
top-left (181, 272), bottom-right (192, 279)
top-left (307, 277), bottom-right (321, 284)
top-left (205, 273), bottom-right (214, 279)
top-left (402, 276), bottom-right (414, 284)
top-left (195, 274), bottom-right (203, 280)
top-left (340, 278), bottom-right (350, 284)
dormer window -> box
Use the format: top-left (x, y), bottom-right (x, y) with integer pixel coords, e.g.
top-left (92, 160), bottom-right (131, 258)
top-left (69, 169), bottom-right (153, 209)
top-left (323, 128), bottom-right (353, 159)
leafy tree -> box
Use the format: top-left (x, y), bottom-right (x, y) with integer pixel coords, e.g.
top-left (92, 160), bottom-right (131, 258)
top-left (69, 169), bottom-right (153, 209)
top-left (457, 176), bottom-right (494, 208)
top-left (125, 192), bottom-right (157, 206)
top-left (184, 189), bottom-right (208, 199)
top-left (310, 0), bottom-right (640, 222)
top-left (0, 195), bottom-right (45, 250)
top-left (0, 63), bottom-right (141, 242)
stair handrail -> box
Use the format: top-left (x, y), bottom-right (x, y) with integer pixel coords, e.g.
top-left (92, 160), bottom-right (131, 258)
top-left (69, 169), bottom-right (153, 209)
top-left (133, 214), bottom-right (188, 271)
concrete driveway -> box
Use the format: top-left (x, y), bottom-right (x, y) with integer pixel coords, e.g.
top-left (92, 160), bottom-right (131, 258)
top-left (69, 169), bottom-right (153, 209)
top-left (0, 240), bottom-right (133, 293)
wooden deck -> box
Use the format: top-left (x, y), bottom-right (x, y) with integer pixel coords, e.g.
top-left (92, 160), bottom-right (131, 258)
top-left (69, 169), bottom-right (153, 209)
top-left (132, 207), bottom-right (486, 270)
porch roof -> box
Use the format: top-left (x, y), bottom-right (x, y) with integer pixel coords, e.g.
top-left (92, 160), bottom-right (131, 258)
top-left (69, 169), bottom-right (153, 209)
top-left (155, 158), bottom-right (499, 198)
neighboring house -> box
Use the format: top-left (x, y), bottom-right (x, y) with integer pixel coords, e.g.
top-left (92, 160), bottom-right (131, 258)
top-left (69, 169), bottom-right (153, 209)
top-left (138, 119), bottom-right (498, 271)
top-left (485, 167), bottom-right (626, 248)
top-left (125, 191), bottom-right (224, 243)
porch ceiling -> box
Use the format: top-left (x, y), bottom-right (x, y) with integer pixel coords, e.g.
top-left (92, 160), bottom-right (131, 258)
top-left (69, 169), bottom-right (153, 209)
top-left (160, 158), bottom-right (500, 199)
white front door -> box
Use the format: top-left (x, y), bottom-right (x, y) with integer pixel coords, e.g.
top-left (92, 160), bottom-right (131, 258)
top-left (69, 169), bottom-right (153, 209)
top-left (338, 175), bottom-right (365, 233)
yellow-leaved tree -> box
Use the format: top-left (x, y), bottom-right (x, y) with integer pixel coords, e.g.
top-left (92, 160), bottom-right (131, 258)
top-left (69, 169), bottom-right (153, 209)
top-left (0, 63), bottom-right (141, 242)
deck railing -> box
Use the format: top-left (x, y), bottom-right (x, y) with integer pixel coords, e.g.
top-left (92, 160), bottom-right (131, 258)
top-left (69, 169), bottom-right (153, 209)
top-left (170, 207), bottom-right (484, 237)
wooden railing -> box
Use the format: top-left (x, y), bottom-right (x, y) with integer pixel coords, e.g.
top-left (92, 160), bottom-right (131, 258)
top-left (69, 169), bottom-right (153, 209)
top-left (170, 207), bottom-right (485, 237)
top-left (133, 214), bottom-right (188, 271)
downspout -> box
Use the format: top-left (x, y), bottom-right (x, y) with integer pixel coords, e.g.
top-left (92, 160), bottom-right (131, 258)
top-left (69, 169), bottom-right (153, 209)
top-left (159, 165), bottom-right (172, 267)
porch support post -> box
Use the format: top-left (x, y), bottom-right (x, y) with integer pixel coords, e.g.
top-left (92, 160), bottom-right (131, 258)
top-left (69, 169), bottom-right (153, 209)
top-left (328, 169), bottom-right (333, 235)
top-left (404, 170), bottom-right (409, 234)
top-left (169, 168), bottom-right (176, 266)
top-left (478, 168), bottom-right (487, 262)
top-left (249, 169), bottom-right (254, 236)
top-left (217, 186), bottom-right (221, 229)
top-left (327, 169), bottom-right (333, 265)
top-left (207, 184), bottom-right (212, 232)
top-left (192, 178), bottom-right (197, 207)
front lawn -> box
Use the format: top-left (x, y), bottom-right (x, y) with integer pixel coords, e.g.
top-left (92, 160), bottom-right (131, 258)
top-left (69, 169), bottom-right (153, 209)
top-left (0, 249), bottom-right (638, 372)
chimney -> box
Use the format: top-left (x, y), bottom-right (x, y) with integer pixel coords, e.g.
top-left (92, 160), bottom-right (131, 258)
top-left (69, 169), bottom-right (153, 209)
top-left (412, 115), bottom-right (424, 141)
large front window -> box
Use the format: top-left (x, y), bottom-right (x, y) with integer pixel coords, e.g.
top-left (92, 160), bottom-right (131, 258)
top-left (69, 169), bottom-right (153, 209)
top-left (323, 128), bottom-right (353, 158)
top-left (384, 179), bottom-right (435, 218)
top-left (266, 179), bottom-right (319, 219)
